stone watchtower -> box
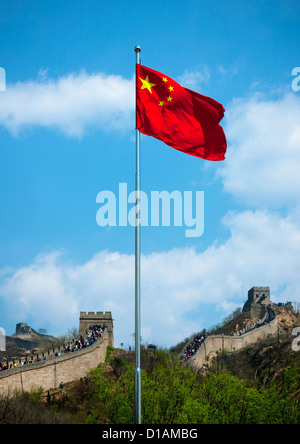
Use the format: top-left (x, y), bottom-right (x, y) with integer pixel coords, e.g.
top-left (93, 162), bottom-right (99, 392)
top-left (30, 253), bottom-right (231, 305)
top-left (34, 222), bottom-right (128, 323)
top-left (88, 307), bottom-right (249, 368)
top-left (242, 287), bottom-right (271, 318)
top-left (16, 323), bottom-right (29, 334)
top-left (79, 312), bottom-right (114, 347)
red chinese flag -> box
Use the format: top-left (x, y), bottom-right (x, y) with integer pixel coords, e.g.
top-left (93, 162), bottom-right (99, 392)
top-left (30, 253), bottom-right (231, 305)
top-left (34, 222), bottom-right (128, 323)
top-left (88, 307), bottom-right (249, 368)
top-left (136, 65), bottom-right (227, 161)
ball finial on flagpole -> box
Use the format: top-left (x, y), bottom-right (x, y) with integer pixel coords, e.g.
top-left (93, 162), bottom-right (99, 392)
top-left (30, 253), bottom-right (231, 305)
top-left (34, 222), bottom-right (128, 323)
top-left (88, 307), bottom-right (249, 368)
top-left (134, 45), bottom-right (141, 53)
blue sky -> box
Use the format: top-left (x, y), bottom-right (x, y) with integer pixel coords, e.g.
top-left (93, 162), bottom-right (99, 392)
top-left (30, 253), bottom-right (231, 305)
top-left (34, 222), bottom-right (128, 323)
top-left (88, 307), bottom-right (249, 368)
top-left (0, 0), bottom-right (300, 348)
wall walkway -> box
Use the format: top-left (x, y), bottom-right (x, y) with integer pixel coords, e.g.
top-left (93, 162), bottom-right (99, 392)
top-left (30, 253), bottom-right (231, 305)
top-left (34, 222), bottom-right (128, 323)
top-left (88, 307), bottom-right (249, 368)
top-left (0, 330), bottom-right (109, 397)
top-left (188, 317), bottom-right (278, 370)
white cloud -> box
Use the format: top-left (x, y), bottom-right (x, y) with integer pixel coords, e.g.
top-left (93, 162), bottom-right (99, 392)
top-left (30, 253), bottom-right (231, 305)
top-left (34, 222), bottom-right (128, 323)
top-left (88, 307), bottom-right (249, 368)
top-left (218, 92), bottom-right (300, 208)
top-left (0, 71), bottom-right (134, 137)
top-left (1, 209), bottom-right (299, 348)
top-left (177, 65), bottom-right (210, 90)
top-left (218, 64), bottom-right (238, 77)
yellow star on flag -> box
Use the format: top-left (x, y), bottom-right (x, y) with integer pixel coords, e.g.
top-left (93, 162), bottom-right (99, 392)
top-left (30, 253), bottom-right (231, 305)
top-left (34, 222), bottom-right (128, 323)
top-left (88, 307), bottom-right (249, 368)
top-left (167, 95), bottom-right (173, 102)
top-left (168, 86), bottom-right (174, 92)
top-left (162, 77), bottom-right (168, 82)
top-left (159, 101), bottom-right (164, 107)
top-left (139, 75), bottom-right (156, 94)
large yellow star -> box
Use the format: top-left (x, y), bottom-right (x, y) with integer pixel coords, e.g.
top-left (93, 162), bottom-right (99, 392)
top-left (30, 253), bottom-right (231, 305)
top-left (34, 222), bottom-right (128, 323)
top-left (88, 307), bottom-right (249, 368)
top-left (139, 75), bottom-right (156, 94)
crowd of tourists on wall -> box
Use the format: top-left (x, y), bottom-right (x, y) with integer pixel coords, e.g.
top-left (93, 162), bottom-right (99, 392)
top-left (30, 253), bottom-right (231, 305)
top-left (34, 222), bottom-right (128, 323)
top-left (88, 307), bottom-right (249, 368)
top-left (234, 306), bottom-right (276, 337)
top-left (181, 305), bottom-right (276, 363)
top-left (64, 324), bottom-right (106, 353)
top-left (181, 332), bottom-right (208, 362)
top-left (0, 324), bottom-right (107, 372)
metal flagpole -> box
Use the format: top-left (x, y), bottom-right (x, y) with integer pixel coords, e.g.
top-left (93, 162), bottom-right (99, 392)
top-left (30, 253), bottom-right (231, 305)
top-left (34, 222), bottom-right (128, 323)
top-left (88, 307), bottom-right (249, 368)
top-left (134, 45), bottom-right (142, 425)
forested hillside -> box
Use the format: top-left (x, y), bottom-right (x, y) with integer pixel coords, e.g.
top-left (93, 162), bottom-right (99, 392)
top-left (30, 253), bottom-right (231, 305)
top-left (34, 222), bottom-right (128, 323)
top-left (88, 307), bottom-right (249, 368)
top-left (1, 340), bottom-right (299, 424)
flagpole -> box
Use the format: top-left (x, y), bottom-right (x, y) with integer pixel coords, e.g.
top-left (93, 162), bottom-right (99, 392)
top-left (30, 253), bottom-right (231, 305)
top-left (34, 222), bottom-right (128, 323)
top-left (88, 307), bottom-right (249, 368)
top-left (134, 44), bottom-right (142, 425)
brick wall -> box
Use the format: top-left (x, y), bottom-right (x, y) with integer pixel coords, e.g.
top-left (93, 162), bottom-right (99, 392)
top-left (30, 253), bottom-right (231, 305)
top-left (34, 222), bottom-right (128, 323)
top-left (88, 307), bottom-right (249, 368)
top-left (0, 330), bottom-right (109, 397)
top-left (188, 317), bottom-right (278, 370)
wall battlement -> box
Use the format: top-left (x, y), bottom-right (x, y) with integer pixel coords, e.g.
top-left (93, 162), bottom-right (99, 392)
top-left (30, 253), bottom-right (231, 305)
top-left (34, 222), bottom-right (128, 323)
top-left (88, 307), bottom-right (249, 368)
top-left (79, 311), bottom-right (113, 318)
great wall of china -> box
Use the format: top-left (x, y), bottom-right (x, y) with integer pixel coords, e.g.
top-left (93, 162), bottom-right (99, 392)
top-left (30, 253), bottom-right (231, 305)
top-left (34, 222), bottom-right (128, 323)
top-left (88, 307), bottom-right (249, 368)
top-left (0, 312), bottom-right (114, 397)
top-left (188, 315), bottom-right (277, 370)
top-left (0, 287), bottom-right (293, 396)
